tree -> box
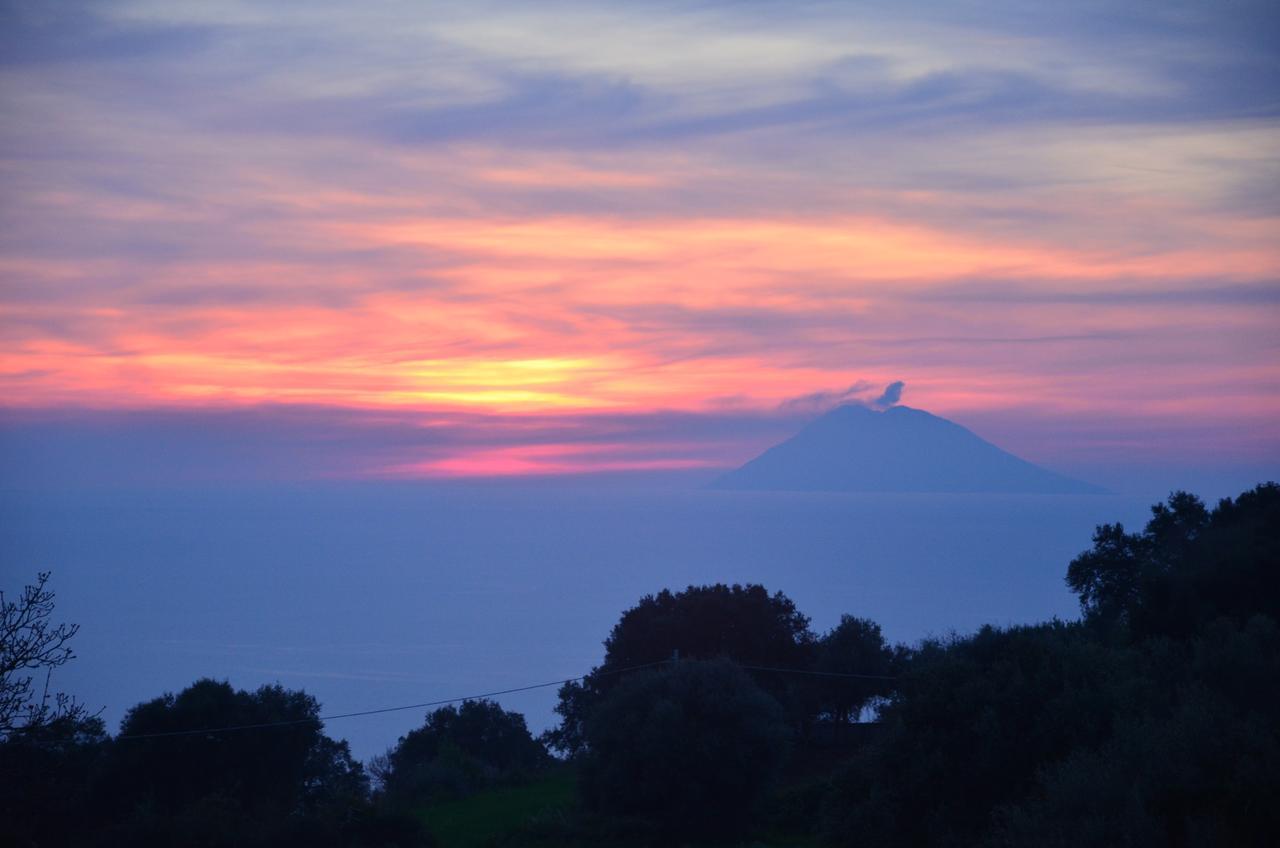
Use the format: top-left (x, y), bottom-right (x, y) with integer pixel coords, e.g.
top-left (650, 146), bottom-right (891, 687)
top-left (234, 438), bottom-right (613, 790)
top-left (821, 621), bottom-right (1139, 847)
top-left (815, 615), bottom-right (896, 733)
top-left (1064, 522), bottom-right (1147, 631)
top-left (0, 703), bottom-right (109, 847)
top-left (1067, 483), bottom-right (1280, 638)
top-left (0, 571), bottom-right (92, 738)
top-left (106, 679), bottom-right (364, 816)
top-left (990, 615), bottom-right (1280, 847)
top-left (580, 658), bottom-right (790, 839)
top-left (601, 583), bottom-right (814, 672)
top-left (823, 483), bottom-right (1280, 847)
top-left (377, 699), bottom-right (549, 805)
top-left (1, 572), bottom-right (108, 846)
top-left (546, 583), bottom-right (815, 756)
top-left (97, 678), bottom-right (432, 847)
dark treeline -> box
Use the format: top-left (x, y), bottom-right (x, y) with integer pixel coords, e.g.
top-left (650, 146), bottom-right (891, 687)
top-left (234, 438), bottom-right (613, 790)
top-left (2, 483), bottom-right (1277, 847)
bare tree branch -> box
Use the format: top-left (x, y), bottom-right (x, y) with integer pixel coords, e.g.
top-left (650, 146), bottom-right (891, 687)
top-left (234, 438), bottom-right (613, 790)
top-left (1, 572), bottom-right (90, 738)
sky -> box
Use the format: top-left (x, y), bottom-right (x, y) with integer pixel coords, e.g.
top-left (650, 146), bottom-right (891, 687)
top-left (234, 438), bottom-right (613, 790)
top-left (2, 0), bottom-right (1278, 485)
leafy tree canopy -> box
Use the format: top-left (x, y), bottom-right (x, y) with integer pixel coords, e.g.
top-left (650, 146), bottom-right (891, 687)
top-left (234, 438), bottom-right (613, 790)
top-left (815, 615), bottom-right (899, 726)
top-left (377, 699), bottom-right (549, 805)
top-left (1067, 482), bottom-right (1280, 638)
top-left (601, 583), bottom-right (815, 671)
top-left (108, 678), bottom-right (365, 817)
top-left (824, 482), bottom-right (1280, 847)
top-left (547, 583), bottom-right (816, 756)
top-left (581, 658), bottom-right (790, 839)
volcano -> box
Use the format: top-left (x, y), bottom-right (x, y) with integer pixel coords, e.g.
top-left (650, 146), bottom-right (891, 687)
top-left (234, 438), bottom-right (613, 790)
top-left (712, 404), bottom-right (1100, 494)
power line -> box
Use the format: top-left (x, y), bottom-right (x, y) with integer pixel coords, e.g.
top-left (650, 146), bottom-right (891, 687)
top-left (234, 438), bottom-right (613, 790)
top-left (113, 659), bottom-right (672, 741)
top-left (67, 658), bottom-right (896, 743)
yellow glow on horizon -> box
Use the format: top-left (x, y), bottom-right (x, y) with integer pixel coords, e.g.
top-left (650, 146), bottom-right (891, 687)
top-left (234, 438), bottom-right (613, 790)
top-left (4, 171), bottom-right (1278, 473)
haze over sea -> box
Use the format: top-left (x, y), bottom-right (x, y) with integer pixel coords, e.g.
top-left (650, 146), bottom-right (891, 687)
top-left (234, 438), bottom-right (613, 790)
top-left (0, 478), bottom-right (1177, 760)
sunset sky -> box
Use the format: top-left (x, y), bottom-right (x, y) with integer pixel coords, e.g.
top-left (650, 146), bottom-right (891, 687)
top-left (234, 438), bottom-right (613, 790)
top-left (2, 0), bottom-right (1278, 483)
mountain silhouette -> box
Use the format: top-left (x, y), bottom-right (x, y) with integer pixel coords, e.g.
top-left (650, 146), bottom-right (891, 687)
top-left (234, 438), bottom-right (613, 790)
top-left (712, 404), bottom-right (1101, 493)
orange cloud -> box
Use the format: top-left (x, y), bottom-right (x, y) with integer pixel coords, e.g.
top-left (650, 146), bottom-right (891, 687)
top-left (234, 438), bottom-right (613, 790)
top-left (3, 148), bottom-right (1278, 475)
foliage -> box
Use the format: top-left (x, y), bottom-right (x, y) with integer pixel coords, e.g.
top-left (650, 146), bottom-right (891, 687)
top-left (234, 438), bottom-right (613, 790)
top-left (0, 710), bottom-right (109, 847)
top-left (1067, 483), bottom-right (1280, 637)
top-left (821, 621), bottom-right (1140, 846)
top-left (814, 615), bottom-right (897, 726)
top-left (546, 583), bottom-right (816, 756)
top-left (0, 572), bottom-right (429, 846)
top-left (601, 583), bottom-right (815, 671)
top-left (0, 571), bottom-right (112, 846)
top-left (988, 615), bottom-right (1280, 847)
top-left (379, 699), bottom-right (551, 806)
top-left (95, 678), bottom-right (429, 847)
top-left (105, 678), bottom-right (361, 816)
top-left (542, 675), bottom-right (598, 758)
top-left (821, 483), bottom-right (1280, 846)
top-left (579, 658), bottom-right (791, 839)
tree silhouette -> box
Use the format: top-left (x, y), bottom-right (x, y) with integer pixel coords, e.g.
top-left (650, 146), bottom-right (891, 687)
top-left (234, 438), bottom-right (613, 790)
top-left (94, 678), bottom-right (433, 846)
top-left (815, 615), bottom-right (896, 734)
top-left (377, 699), bottom-right (549, 805)
top-left (602, 583), bottom-right (814, 671)
top-left (824, 483), bottom-right (1280, 847)
top-left (0, 571), bottom-right (94, 739)
top-left (546, 583), bottom-right (815, 756)
top-left (822, 621), bottom-right (1142, 847)
top-left (580, 658), bottom-right (790, 839)
top-left (106, 679), bottom-right (364, 817)
top-left (1068, 483), bottom-right (1280, 637)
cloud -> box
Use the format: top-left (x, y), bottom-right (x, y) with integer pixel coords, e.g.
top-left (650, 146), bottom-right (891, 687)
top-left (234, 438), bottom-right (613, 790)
top-left (874, 381), bottom-right (905, 408)
top-left (0, 2), bottom-right (219, 67)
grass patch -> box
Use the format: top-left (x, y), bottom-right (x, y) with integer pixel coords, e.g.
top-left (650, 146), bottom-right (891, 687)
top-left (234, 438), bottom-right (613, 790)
top-left (416, 770), bottom-right (575, 848)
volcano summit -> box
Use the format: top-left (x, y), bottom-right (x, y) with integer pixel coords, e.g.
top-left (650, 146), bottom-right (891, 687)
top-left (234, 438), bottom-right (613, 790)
top-left (713, 404), bottom-right (1100, 494)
